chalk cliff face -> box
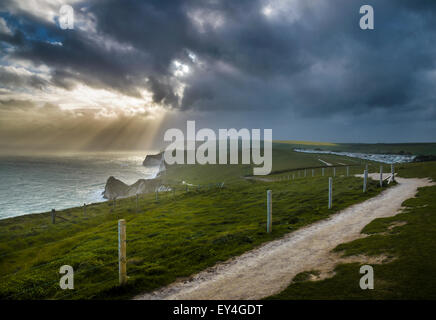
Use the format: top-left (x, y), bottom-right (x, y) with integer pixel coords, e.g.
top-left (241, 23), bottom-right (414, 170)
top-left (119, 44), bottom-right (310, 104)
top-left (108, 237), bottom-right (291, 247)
top-left (143, 152), bottom-right (166, 175)
top-left (142, 152), bottom-right (163, 166)
top-left (102, 176), bottom-right (165, 200)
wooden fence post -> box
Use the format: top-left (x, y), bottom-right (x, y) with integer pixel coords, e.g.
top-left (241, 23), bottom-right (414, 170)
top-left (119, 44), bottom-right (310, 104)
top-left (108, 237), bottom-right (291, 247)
top-left (328, 178), bottom-right (333, 209)
top-left (312, 169), bottom-right (314, 177)
top-left (83, 203), bottom-right (86, 215)
top-left (380, 166), bottom-right (383, 187)
top-left (155, 189), bottom-right (159, 202)
top-left (333, 167), bottom-right (336, 177)
top-left (118, 219), bottom-right (127, 285)
top-left (322, 167), bottom-right (325, 176)
top-left (267, 190), bottom-right (272, 233)
top-left (363, 169), bottom-right (368, 193)
top-left (304, 169), bottom-right (307, 177)
top-left (51, 209), bottom-right (56, 224)
top-left (391, 164), bottom-right (395, 182)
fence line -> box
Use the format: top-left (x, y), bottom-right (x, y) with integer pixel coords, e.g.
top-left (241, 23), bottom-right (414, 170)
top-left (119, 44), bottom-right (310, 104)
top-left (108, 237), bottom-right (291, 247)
top-left (58, 245), bottom-right (205, 299)
top-left (2, 164), bottom-right (369, 261)
top-left (2, 162), bottom-right (382, 298)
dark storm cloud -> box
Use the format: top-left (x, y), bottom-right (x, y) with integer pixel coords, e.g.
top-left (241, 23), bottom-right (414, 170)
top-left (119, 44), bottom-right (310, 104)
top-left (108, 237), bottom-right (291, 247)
top-left (2, 0), bottom-right (436, 121)
top-left (0, 66), bottom-right (48, 89)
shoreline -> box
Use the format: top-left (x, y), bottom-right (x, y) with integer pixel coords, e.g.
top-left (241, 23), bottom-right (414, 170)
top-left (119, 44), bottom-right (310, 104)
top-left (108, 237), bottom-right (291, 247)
top-left (0, 173), bottom-right (162, 222)
top-left (0, 152), bottom-right (162, 221)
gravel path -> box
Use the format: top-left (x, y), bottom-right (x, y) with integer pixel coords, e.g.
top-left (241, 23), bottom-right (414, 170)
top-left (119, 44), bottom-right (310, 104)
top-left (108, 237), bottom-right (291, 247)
top-left (134, 174), bottom-right (433, 300)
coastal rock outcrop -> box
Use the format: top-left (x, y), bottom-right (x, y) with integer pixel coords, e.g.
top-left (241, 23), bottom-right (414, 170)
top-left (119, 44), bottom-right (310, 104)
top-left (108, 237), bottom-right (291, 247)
top-left (102, 176), bottom-right (165, 200)
top-left (143, 152), bottom-right (166, 176)
top-left (103, 176), bottom-right (129, 200)
top-left (102, 152), bottom-right (169, 200)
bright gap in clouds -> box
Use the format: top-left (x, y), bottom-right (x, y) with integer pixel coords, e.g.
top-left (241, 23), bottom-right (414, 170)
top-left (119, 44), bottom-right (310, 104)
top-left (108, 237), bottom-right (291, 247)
top-left (260, 0), bottom-right (303, 23)
top-left (0, 60), bottom-right (165, 119)
top-left (173, 60), bottom-right (190, 77)
top-left (57, 84), bottom-right (159, 117)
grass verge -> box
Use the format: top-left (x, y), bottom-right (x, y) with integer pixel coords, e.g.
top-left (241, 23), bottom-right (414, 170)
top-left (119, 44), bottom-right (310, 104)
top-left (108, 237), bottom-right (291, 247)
top-left (267, 161), bottom-right (436, 300)
top-left (0, 168), bottom-right (382, 299)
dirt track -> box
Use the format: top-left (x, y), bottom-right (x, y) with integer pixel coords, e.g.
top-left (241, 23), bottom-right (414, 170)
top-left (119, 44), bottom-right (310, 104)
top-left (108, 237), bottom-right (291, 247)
top-left (134, 174), bottom-right (433, 300)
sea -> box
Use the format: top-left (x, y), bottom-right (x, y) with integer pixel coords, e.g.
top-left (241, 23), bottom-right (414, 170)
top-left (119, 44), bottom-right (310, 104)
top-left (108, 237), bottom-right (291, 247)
top-left (0, 152), bottom-right (160, 220)
top-left (293, 149), bottom-right (416, 164)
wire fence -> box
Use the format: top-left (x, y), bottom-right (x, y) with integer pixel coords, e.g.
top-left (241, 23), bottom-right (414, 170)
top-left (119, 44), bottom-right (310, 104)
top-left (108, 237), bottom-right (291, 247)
top-left (0, 162), bottom-right (396, 299)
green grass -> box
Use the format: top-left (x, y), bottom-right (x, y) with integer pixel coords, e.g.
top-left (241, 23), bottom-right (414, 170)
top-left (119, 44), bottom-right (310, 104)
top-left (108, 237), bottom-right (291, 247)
top-left (0, 163), bottom-right (383, 300)
top-left (267, 161), bottom-right (436, 300)
top-left (163, 145), bottom-right (364, 185)
top-left (161, 141), bottom-right (394, 186)
top-left (292, 270), bottom-right (321, 283)
top-left (274, 140), bottom-right (338, 146)
top-left (1, 140), bottom-right (424, 300)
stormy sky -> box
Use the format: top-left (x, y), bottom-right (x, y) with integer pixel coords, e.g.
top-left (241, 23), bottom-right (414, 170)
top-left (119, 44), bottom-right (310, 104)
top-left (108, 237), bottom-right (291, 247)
top-left (0, 0), bottom-right (436, 152)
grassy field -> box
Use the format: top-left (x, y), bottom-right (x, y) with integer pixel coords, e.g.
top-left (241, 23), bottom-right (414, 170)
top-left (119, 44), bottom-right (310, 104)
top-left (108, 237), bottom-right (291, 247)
top-left (0, 158), bottom-right (383, 299)
top-left (1, 140), bottom-right (429, 300)
top-left (163, 144), bottom-right (365, 185)
top-left (267, 161), bottom-right (436, 300)
top-left (274, 140), bottom-right (338, 146)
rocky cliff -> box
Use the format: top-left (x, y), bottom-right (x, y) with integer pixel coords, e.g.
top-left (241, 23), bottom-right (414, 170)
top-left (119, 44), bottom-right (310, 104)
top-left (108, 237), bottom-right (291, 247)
top-left (102, 176), bottom-right (166, 200)
top-left (143, 152), bottom-right (162, 165)
top-left (143, 152), bottom-right (166, 176)
top-left (102, 152), bottom-right (169, 200)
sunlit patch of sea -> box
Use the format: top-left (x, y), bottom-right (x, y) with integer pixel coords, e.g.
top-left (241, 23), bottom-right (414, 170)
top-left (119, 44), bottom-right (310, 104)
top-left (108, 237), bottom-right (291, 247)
top-left (0, 151), bottom-right (159, 220)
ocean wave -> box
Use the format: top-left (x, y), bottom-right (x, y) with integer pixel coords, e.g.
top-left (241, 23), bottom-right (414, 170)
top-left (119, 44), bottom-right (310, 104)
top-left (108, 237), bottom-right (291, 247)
top-left (294, 148), bottom-right (416, 164)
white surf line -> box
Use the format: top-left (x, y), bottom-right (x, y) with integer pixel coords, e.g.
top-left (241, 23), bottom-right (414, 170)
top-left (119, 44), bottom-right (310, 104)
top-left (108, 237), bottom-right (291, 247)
top-left (318, 158), bottom-right (332, 166)
top-left (134, 174), bottom-right (433, 300)
top-left (337, 162), bottom-right (347, 165)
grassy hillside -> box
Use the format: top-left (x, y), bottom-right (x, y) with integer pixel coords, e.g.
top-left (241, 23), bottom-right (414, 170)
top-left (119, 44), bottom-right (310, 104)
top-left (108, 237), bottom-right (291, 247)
top-left (268, 161), bottom-right (436, 300)
top-left (274, 140), bottom-right (337, 146)
top-left (0, 141), bottom-right (421, 300)
top-left (163, 144), bottom-right (364, 185)
top-left (0, 160), bottom-right (382, 299)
